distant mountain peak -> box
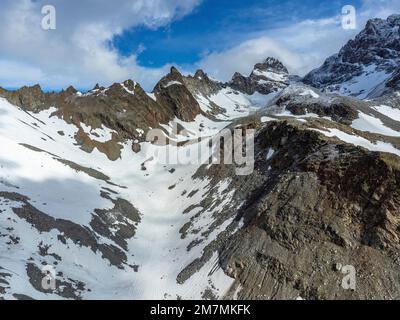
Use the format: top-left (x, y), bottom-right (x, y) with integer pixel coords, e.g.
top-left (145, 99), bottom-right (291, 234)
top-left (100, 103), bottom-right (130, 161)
top-left (304, 15), bottom-right (400, 99)
top-left (170, 66), bottom-right (182, 76)
top-left (253, 57), bottom-right (289, 74)
top-left (228, 57), bottom-right (289, 95)
top-left (194, 69), bottom-right (207, 80)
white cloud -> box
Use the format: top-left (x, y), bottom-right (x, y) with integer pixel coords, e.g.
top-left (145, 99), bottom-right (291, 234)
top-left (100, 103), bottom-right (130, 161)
top-left (196, 16), bottom-right (355, 81)
top-left (360, 0), bottom-right (400, 19)
top-left (198, 37), bottom-right (306, 81)
top-left (0, 0), bottom-right (201, 90)
top-left (0, 0), bottom-right (398, 90)
top-left (196, 0), bottom-right (399, 81)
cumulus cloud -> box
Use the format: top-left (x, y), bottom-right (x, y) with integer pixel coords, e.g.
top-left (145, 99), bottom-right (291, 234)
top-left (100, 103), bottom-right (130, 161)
top-left (196, 17), bottom-right (352, 81)
top-left (0, 0), bottom-right (398, 90)
top-left (0, 0), bottom-right (201, 90)
top-left (197, 0), bottom-right (399, 81)
top-left (197, 37), bottom-right (307, 81)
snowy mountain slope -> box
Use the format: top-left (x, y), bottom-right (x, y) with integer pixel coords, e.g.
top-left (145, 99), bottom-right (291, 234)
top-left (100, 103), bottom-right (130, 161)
top-left (0, 94), bottom-right (246, 299)
top-left (218, 118), bottom-right (400, 300)
top-left (256, 84), bottom-right (400, 156)
top-left (181, 61), bottom-right (284, 121)
top-left (1, 45), bottom-right (400, 301)
top-left (228, 58), bottom-right (289, 96)
top-left (0, 58), bottom-right (285, 299)
top-left (304, 14), bottom-right (400, 99)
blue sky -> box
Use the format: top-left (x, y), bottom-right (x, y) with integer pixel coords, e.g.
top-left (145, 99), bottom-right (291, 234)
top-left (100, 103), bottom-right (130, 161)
top-left (0, 0), bottom-right (397, 91)
top-left (112, 0), bottom-right (362, 69)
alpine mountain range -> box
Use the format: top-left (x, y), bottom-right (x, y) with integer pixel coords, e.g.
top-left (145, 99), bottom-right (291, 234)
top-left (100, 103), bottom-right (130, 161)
top-left (1, 14), bottom-right (400, 300)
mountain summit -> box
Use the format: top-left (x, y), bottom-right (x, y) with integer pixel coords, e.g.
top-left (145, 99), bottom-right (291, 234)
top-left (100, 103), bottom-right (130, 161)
top-left (304, 14), bottom-right (400, 98)
top-left (1, 16), bottom-right (400, 300)
top-left (229, 57), bottom-right (289, 95)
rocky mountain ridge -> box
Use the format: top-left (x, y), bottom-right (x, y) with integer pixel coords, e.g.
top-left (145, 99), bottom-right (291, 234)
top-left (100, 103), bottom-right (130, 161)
top-left (1, 15), bottom-right (400, 300)
top-left (304, 14), bottom-right (400, 98)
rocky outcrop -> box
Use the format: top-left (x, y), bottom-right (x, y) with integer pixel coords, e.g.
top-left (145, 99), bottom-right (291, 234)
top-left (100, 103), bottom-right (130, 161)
top-left (386, 67), bottom-right (400, 91)
top-left (182, 69), bottom-right (222, 97)
top-left (0, 84), bottom-right (49, 111)
top-left (269, 85), bottom-right (360, 125)
top-left (228, 58), bottom-right (289, 95)
top-left (153, 67), bottom-right (202, 122)
top-left (200, 119), bottom-right (400, 300)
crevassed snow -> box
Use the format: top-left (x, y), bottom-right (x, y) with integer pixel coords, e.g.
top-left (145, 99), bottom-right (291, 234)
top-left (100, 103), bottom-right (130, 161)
top-left (351, 112), bottom-right (400, 137)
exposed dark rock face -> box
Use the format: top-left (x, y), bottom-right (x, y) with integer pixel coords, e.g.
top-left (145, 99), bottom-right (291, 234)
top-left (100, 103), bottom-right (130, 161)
top-left (0, 84), bottom-right (48, 110)
top-left (269, 85), bottom-right (360, 125)
top-left (386, 67), bottom-right (400, 91)
top-left (0, 81), bottom-right (173, 133)
top-left (0, 66), bottom-right (208, 160)
top-left (153, 67), bottom-right (202, 122)
top-left (253, 58), bottom-right (289, 76)
top-left (0, 267), bottom-right (11, 299)
top-left (304, 15), bottom-right (400, 98)
top-left (26, 263), bottom-right (87, 299)
top-left (182, 69), bottom-right (222, 97)
top-left (54, 80), bottom-right (174, 141)
top-left (228, 58), bottom-right (289, 95)
top-left (210, 120), bottom-right (400, 300)
top-left (0, 191), bottom-right (138, 270)
top-left (1, 31), bottom-right (400, 300)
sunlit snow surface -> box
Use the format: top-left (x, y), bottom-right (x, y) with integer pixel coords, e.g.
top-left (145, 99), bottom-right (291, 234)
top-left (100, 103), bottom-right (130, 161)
top-left (352, 112), bottom-right (400, 137)
top-left (325, 65), bottom-right (393, 99)
top-left (311, 127), bottom-right (400, 156)
top-left (372, 105), bottom-right (400, 122)
top-left (0, 97), bottom-right (235, 299)
top-left (1, 79), bottom-right (400, 300)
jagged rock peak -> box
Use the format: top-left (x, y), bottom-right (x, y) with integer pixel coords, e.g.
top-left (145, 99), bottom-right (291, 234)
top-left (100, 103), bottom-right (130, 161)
top-left (303, 14), bottom-right (400, 98)
top-left (152, 66), bottom-right (201, 122)
top-left (170, 66), bottom-right (182, 76)
top-left (253, 57), bottom-right (289, 74)
top-left (227, 57), bottom-right (289, 95)
top-left (91, 83), bottom-right (104, 91)
top-left (121, 79), bottom-right (137, 91)
top-left (194, 69), bottom-right (207, 79)
top-left (65, 86), bottom-right (77, 94)
top-left (387, 14), bottom-right (400, 24)
top-left (22, 84), bottom-right (43, 92)
top-left (153, 66), bottom-right (186, 93)
top-left (232, 72), bottom-right (245, 80)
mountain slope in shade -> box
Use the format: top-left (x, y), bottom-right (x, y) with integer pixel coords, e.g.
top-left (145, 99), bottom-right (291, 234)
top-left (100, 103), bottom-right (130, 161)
top-left (1, 47), bottom-right (400, 301)
top-left (304, 14), bottom-right (400, 99)
top-left (0, 59), bottom-right (285, 300)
